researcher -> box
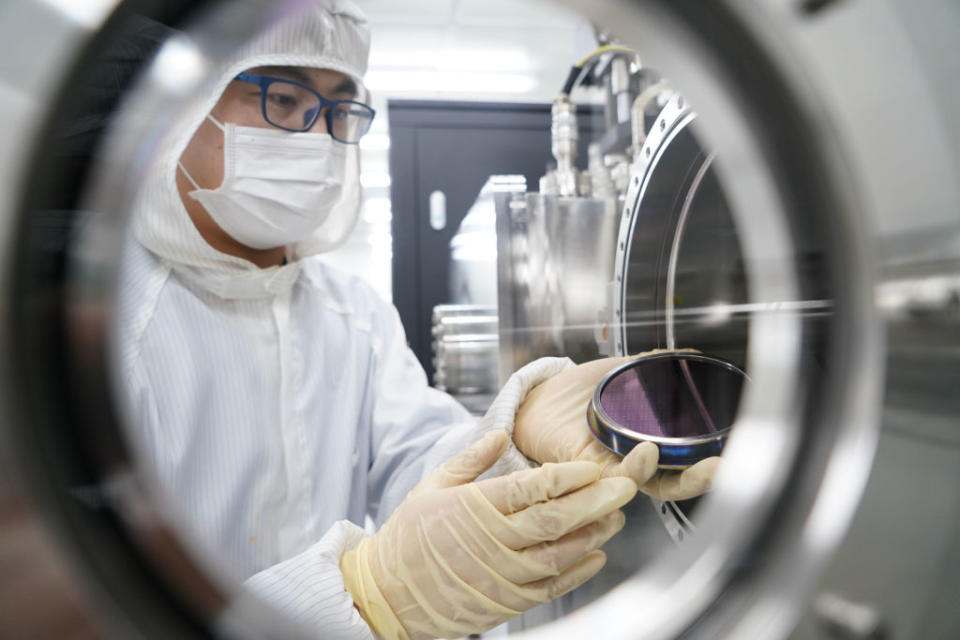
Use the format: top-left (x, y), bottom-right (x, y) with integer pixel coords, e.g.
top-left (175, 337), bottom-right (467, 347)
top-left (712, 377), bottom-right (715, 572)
top-left (116, 2), bottom-right (715, 639)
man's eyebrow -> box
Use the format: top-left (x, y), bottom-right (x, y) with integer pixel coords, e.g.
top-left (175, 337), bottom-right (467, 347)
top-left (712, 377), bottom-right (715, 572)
top-left (332, 77), bottom-right (358, 97)
top-left (253, 66), bottom-right (357, 98)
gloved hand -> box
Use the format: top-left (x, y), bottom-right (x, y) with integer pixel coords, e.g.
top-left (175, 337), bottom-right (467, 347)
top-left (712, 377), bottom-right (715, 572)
top-left (340, 429), bottom-right (637, 640)
top-left (513, 350), bottom-right (720, 502)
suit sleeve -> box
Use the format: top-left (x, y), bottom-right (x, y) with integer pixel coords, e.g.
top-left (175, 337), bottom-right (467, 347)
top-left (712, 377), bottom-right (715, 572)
top-left (363, 300), bottom-right (574, 525)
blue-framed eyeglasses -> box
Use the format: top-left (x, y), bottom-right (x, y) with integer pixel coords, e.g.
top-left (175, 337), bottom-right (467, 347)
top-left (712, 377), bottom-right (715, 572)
top-left (235, 72), bottom-right (375, 144)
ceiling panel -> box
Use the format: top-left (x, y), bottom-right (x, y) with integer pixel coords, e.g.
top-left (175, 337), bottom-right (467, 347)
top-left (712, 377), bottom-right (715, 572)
top-left (354, 0), bottom-right (455, 25)
top-left (354, 0), bottom-right (584, 29)
top-left (453, 0), bottom-right (583, 29)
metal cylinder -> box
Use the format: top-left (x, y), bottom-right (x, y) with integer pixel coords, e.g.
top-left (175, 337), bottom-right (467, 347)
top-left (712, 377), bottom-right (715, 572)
top-left (551, 94), bottom-right (579, 196)
top-left (611, 56), bottom-right (634, 124)
top-left (431, 305), bottom-right (499, 396)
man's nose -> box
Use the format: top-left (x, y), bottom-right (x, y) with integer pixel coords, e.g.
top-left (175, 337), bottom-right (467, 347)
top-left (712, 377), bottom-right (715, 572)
top-left (305, 107), bottom-right (329, 134)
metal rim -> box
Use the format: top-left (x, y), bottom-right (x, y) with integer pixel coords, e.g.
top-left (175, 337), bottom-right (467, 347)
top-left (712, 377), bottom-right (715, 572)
top-left (0, 1), bottom-right (885, 639)
top-left (613, 94), bottom-right (693, 356)
top-left (663, 151), bottom-right (717, 351)
top-left (2, 1), bottom-right (318, 638)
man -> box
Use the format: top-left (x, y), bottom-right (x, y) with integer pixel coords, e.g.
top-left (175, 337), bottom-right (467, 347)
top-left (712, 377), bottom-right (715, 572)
top-left (117, 3), bottom-right (713, 638)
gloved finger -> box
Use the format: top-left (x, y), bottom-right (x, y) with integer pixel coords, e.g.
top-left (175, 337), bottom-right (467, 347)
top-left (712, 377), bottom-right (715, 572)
top-left (516, 550), bottom-right (607, 605)
top-left (498, 476), bottom-right (637, 547)
top-left (599, 441), bottom-right (659, 486)
top-left (639, 456), bottom-right (721, 501)
top-left (565, 438), bottom-right (621, 467)
top-left (478, 460), bottom-right (602, 514)
top-left (498, 509), bottom-right (625, 584)
top-left (417, 429), bottom-right (510, 493)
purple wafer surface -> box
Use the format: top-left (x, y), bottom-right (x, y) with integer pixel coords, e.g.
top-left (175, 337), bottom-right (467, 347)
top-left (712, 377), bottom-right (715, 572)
top-left (598, 358), bottom-right (743, 438)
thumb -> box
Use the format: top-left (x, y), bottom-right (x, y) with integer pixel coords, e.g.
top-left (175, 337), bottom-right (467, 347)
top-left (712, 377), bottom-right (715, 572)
top-left (601, 441), bottom-right (659, 486)
top-left (640, 456), bottom-right (720, 501)
top-left (417, 430), bottom-right (510, 492)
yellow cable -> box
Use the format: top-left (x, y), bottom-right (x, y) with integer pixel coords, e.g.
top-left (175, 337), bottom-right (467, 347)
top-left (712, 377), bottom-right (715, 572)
top-left (575, 44), bottom-right (637, 68)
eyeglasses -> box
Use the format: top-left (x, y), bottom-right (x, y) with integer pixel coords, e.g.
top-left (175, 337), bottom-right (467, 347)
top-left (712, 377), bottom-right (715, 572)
top-left (587, 353), bottom-right (748, 469)
top-left (234, 72), bottom-right (375, 144)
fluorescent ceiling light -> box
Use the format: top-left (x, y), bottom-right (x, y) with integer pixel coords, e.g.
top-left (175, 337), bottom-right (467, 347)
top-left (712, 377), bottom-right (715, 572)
top-left (368, 48), bottom-right (533, 73)
top-left (365, 70), bottom-right (537, 94)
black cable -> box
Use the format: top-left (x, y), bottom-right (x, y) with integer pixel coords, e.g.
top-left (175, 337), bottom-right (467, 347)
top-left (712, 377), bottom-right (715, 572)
top-left (560, 65), bottom-right (581, 95)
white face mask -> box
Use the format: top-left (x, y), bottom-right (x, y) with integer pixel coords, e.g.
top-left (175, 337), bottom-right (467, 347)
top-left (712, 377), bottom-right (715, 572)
top-left (179, 115), bottom-right (347, 250)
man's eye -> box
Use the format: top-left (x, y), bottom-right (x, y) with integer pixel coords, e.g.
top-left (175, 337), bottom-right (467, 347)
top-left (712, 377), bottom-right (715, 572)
top-left (267, 93), bottom-right (298, 108)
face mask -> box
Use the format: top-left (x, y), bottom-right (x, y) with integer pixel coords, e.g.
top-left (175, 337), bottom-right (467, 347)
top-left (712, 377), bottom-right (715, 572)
top-left (179, 115), bottom-right (347, 250)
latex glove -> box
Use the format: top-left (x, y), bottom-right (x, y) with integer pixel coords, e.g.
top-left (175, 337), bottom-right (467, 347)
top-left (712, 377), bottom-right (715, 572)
top-left (471, 357), bottom-right (576, 478)
top-left (341, 430), bottom-right (636, 640)
top-left (513, 350), bottom-right (720, 501)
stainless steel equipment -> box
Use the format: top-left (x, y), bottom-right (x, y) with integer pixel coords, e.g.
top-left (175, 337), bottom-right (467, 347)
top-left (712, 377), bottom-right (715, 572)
top-left (445, 177), bottom-right (622, 384)
top-left (0, 1), bottom-right (958, 640)
top-left (495, 190), bottom-right (621, 378)
top-left (431, 304), bottom-right (498, 414)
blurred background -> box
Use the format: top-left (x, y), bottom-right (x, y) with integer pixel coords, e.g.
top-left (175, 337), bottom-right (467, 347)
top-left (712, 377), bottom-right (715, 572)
top-left (321, 0), bottom-right (594, 300)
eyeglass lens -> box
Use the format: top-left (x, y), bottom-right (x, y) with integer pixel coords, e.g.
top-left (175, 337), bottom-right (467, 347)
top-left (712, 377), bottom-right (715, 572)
top-left (263, 79), bottom-right (371, 140)
top-left (330, 102), bottom-right (369, 141)
top-left (599, 357), bottom-right (745, 438)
